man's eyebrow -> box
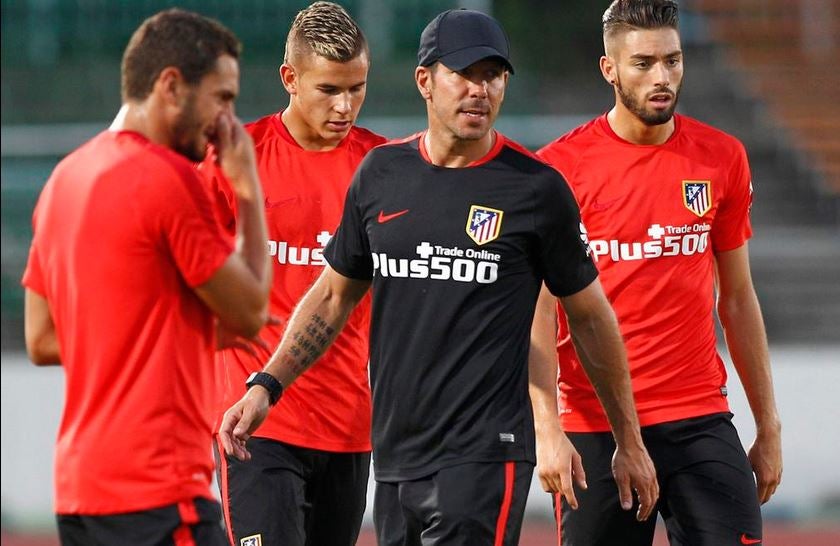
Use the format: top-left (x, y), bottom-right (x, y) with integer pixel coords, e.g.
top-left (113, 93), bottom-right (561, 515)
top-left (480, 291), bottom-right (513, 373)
top-left (629, 50), bottom-right (682, 60)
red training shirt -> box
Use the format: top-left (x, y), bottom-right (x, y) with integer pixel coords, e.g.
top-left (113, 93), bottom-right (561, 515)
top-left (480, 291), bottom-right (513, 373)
top-left (211, 113), bottom-right (385, 451)
top-left (22, 131), bottom-right (233, 514)
top-left (537, 113), bottom-right (753, 432)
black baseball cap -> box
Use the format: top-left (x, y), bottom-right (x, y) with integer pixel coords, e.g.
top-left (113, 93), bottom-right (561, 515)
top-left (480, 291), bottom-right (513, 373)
top-left (417, 9), bottom-right (514, 74)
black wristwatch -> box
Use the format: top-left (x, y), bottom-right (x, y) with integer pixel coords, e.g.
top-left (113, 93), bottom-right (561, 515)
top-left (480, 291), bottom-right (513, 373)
top-left (245, 371), bottom-right (284, 406)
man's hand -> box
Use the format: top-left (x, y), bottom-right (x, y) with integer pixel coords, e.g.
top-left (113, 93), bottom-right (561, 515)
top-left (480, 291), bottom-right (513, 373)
top-left (213, 111), bottom-right (259, 199)
top-left (218, 387), bottom-right (271, 461)
top-left (216, 315), bottom-right (283, 357)
top-left (612, 444), bottom-right (659, 521)
top-left (714, 245), bottom-right (782, 504)
top-left (748, 427), bottom-right (782, 504)
top-left (535, 425), bottom-right (587, 509)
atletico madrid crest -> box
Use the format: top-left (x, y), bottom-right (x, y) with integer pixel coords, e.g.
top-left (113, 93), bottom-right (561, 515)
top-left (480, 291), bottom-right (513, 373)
top-left (466, 205), bottom-right (504, 245)
top-left (682, 180), bottom-right (712, 217)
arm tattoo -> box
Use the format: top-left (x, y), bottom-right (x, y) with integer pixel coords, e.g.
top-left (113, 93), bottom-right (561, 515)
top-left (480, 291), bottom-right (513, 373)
top-left (285, 313), bottom-right (338, 376)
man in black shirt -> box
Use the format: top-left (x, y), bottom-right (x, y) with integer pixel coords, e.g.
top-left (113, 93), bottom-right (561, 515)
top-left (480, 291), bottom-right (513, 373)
top-left (220, 9), bottom-right (657, 545)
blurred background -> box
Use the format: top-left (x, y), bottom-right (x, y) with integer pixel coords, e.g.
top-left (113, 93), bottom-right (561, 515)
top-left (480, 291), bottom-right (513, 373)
top-left (2, 0), bottom-right (838, 544)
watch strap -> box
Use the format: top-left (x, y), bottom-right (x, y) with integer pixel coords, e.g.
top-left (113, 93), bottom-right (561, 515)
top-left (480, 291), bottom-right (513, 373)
top-left (246, 371), bottom-right (284, 406)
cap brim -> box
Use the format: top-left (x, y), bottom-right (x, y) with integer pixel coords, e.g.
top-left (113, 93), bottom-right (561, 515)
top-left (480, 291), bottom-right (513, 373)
top-left (437, 46), bottom-right (514, 74)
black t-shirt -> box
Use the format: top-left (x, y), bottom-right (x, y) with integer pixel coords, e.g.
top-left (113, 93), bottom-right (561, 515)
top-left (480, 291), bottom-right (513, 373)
top-left (324, 133), bottom-right (597, 481)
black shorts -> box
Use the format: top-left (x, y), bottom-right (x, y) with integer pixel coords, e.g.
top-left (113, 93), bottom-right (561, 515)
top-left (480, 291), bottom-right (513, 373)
top-left (374, 460), bottom-right (533, 546)
top-left (556, 412), bottom-right (763, 546)
top-left (213, 436), bottom-right (370, 546)
top-left (56, 497), bottom-right (225, 546)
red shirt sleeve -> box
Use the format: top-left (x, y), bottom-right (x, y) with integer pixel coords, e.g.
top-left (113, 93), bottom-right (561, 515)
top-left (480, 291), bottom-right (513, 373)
top-left (22, 237), bottom-right (46, 295)
top-left (21, 189), bottom-right (48, 295)
top-left (711, 139), bottom-right (753, 252)
top-left (148, 161), bottom-right (234, 288)
top-left (537, 140), bottom-right (586, 354)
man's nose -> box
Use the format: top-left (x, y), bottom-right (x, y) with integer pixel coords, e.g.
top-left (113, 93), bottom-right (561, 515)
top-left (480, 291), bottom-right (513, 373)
top-left (334, 93), bottom-right (352, 114)
top-left (468, 78), bottom-right (489, 98)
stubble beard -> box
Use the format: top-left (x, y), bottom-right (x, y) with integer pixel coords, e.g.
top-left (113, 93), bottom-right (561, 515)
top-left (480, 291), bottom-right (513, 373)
top-left (171, 93), bottom-right (206, 162)
top-left (450, 108), bottom-right (495, 142)
top-left (616, 76), bottom-right (680, 126)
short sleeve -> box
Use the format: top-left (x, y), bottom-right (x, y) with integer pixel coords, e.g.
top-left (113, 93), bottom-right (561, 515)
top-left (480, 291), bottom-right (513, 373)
top-left (154, 164), bottom-right (234, 287)
top-left (21, 189), bottom-right (48, 295)
top-left (534, 171), bottom-right (598, 297)
top-left (711, 140), bottom-right (753, 252)
top-left (324, 171), bottom-right (373, 280)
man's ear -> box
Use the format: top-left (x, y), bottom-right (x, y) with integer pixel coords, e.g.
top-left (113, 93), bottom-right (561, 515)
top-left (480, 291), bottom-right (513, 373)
top-left (415, 66), bottom-right (432, 100)
top-left (600, 55), bottom-right (617, 86)
top-left (280, 63), bottom-right (297, 95)
top-left (155, 66), bottom-right (187, 106)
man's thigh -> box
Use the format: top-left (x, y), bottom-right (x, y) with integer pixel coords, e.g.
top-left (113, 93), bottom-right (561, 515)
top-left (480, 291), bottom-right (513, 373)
top-left (56, 514), bottom-right (88, 546)
top-left (306, 450), bottom-right (371, 546)
top-left (374, 480), bottom-right (421, 546)
top-left (559, 431), bottom-right (656, 546)
top-left (57, 498), bottom-right (225, 546)
top-left (375, 461), bottom-right (533, 546)
top-left (654, 414), bottom-right (763, 546)
top-left (215, 437), bottom-right (309, 546)
top-left (431, 461), bottom-right (533, 546)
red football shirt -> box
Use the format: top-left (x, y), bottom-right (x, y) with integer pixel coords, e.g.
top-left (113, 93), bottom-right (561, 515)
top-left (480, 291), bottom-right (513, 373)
top-left (537, 114), bottom-right (753, 431)
top-left (212, 113), bottom-right (385, 451)
top-left (22, 131), bottom-right (233, 514)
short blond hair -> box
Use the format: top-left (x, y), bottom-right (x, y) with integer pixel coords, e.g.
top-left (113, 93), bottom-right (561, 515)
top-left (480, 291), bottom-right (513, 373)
top-left (284, 2), bottom-right (368, 64)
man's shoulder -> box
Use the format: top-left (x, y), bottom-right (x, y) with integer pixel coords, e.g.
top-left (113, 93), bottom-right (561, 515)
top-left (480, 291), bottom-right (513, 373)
top-left (676, 114), bottom-right (745, 153)
top-left (348, 125), bottom-right (388, 150)
top-left (491, 135), bottom-right (574, 203)
top-left (346, 135), bottom-right (423, 196)
top-left (362, 133), bottom-right (421, 162)
top-left (540, 115), bottom-right (601, 148)
top-left (83, 130), bottom-right (195, 181)
top-left (536, 116), bottom-right (603, 171)
top-left (497, 134), bottom-right (559, 177)
top-left (54, 131), bottom-right (203, 215)
top-left (244, 112), bottom-right (280, 143)
top-left (55, 130), bottom-right (111, 172)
